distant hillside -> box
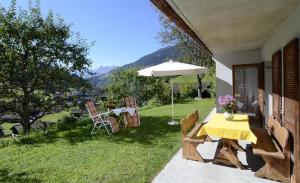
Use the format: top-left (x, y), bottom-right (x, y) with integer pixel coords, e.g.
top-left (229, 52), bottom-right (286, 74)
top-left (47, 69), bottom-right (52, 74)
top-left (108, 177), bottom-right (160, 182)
top-left (89, 45), bottom-right (181, 88)
top-left (122, 45), bottom-right (180, 68)
top-left (93, 65), bottom-right (117, 75)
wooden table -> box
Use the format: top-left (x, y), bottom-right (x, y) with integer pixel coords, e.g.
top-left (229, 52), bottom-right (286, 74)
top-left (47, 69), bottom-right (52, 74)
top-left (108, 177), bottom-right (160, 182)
top-left (197, 113), bottom-right (257, 169)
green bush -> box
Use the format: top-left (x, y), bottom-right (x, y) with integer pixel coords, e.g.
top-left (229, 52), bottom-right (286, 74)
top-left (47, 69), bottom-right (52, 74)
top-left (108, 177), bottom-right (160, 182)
top-left (147, 98), bottom-right (163, 107)
top-left (180, 83), bottom-right (198, 99)
top-left (77, 116), bottom-right (91, 126)
top-left (203, 67), bottom-right (216, 98)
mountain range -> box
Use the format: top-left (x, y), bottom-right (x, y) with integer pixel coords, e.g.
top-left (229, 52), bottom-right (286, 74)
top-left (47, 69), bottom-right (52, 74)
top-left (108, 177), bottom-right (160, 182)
top-left (93, 65), bottom-right (118, 75)
top-left (89, 45), bottom-right (180, 88)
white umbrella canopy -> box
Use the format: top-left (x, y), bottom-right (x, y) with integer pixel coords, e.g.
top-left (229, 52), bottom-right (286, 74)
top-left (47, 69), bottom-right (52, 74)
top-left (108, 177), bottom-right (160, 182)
top-left (138, 59), bottom-right (207, 77)
top-left (138, 59), bottom-right (208, 125)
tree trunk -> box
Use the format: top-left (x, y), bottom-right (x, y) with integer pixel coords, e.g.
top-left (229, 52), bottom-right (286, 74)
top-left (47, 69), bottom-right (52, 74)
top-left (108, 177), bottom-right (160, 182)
top-left (21, 92), bottom-right (31, 134)
top-left (197, 74), bottom-right (203, 99)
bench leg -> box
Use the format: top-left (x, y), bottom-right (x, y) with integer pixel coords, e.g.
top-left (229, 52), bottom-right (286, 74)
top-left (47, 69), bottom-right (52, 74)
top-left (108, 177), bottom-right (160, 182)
top-left (182, 141), bottom-right (204, 162)
top-left (255, 157), bottom-right (290, 183)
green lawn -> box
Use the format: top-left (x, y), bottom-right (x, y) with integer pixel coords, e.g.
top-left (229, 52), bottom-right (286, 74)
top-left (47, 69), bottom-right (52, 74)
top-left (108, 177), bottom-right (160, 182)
top-left (41, 108), bottom-right (74, 122)
top-left (0, 99), bottom-right (215, 183)
top-left (0, 108), bottom-right (73, 136)
top-left (1, 123), bottom-right (14, 136)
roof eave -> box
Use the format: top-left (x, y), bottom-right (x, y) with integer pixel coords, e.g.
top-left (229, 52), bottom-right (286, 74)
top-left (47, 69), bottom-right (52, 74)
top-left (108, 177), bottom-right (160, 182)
top-left (151, 0), bottom-right (212, 55)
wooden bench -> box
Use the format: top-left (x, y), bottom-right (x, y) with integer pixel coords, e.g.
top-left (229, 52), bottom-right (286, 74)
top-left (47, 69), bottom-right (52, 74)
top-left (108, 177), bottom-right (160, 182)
top-left (252, 116), bottom-right (290, 182)
top-left (180, 110), bottom-right (211, 162)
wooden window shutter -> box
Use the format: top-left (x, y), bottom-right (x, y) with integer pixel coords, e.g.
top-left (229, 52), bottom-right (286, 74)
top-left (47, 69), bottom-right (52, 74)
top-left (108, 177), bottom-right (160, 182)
top-left (272, 50), bottom-right (282, 123)
top-left (283, 39), bottom-right (299, 134)
top-left (283, 38), bottom-right (299, 179)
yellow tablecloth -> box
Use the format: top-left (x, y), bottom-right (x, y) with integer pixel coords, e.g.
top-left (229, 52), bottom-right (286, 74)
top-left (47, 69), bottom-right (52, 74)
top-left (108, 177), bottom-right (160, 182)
top-left (197, 113), bottom-right (257, 144)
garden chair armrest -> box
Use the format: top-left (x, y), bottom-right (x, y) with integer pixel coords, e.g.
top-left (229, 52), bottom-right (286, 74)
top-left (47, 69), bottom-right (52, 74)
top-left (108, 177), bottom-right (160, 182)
top-left (92, 111), bottom-right (111, 118)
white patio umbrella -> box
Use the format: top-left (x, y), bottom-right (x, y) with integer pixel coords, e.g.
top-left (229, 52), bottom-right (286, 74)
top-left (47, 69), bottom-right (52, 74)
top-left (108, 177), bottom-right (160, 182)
top-left (138, 59), bottom-right (207, 125)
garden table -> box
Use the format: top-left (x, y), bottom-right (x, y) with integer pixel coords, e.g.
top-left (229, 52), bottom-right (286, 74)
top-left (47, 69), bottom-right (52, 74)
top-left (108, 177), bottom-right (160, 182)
top-left (197, 113), bottom-right (257, 169)
top-left (110, 107), bottom-right (136, 127)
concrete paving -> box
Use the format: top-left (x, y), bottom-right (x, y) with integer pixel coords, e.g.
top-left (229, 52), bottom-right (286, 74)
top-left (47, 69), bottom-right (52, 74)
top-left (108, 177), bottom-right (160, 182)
top-left (152, 108), bottom-right (275, 183)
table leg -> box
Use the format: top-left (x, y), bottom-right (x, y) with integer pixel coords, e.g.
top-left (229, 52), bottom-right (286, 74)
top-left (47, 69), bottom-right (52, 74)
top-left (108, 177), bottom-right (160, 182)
top-left (123, 113), bottom-right (128, 127)
top-left (213, 139), bottom-right (245, 170)
top-left (223, 139), bottom-right (245, 152)
top-left (116, 113), bottom-right (126, 128)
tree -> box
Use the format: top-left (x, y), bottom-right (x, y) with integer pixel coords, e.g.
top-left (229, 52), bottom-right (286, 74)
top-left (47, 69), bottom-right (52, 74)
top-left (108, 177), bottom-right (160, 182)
top-left (157, 14), bottom-right (215, 98)
top-left (106, 67), bottom-right (170, 106)
top-left (0, 0), bottom-right (92, 133)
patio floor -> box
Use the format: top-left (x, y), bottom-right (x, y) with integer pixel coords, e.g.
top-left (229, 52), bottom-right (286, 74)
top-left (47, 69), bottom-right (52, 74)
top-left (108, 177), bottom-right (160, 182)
top-left (152, 109), bottom-right (275, 183)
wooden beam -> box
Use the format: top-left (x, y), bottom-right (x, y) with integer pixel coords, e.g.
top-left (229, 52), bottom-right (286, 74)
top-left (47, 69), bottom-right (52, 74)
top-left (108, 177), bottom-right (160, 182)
top-left (151, 0), bottom-right (212, 55)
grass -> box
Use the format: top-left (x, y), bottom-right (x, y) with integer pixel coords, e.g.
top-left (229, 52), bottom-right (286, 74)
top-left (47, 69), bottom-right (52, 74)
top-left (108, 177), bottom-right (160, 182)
top-left (0, 99), bottom-right (215, 183)
top-left (41, 108), bottom-right (73, 122)
top-left (0, 108), bottom-right (73, 136)
top-left (1, 123), bottom-right (14, 136)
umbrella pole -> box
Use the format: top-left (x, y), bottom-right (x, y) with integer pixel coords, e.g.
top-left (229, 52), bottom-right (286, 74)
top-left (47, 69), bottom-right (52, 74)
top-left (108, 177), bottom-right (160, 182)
top-left (171, 80), bottom-right (174, 121)
top-left (168, 78), bottom-right (178, 125)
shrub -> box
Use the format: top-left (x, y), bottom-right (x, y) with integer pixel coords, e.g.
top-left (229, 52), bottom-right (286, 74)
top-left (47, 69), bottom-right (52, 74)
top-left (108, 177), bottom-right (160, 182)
top-left (147, 98), bottom-right (163, 107)
top-left (180, 83), bottom-right (198, 99)
top-left (106, 68), bottom-right (172, 106)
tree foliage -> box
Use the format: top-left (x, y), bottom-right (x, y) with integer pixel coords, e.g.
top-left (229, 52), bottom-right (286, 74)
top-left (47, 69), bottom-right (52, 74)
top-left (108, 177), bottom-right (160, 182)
top-left (157, 14), bottom-right (216, 97)
top-left (0, 0), bottom-right (92, 133)
top-left (157, 14), bottom-right (213, 67)
top-left (106, 68), bottom-right (170, 106)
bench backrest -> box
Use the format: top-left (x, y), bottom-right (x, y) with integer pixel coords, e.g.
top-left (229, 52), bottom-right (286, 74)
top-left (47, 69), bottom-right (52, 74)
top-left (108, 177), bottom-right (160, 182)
top-left (268, 116), bottom-right (289, 149)
top-left (181, 110), bottom-right (199, 136)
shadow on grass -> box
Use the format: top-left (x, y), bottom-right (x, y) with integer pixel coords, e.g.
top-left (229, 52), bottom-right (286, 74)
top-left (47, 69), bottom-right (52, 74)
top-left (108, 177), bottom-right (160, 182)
top-left (102, 115), bottom-right (180, 145)
top-left (62, 115), bottom-right (181, 145)
top-left (15, 130), bottom-right (59, 146)
top-left (0, 169), bottom-right (41, 183)
top-left (5, 115), bottom-right (181, 146)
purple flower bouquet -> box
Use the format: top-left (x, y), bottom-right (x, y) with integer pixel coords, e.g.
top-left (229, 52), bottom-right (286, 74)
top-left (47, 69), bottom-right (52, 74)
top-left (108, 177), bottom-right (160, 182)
top-left (218, 95), bottom-right (236, 120)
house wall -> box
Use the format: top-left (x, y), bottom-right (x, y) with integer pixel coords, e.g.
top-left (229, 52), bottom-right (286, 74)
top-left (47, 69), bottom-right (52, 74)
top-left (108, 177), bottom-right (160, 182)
top-left (213, 49), bottom-right (262, 112)
top-left (261, 1), bottom-right (300, 120)
top-left (261, 3), bottom-right (300, 61)
top-left (261, 4), bottom-right (300, 182)
top-left (211, 3), bottom-right (300, 181)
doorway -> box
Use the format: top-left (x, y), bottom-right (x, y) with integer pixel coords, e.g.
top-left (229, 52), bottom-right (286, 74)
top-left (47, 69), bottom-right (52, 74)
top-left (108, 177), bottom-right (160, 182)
top-left (232, 63), bottom-right (264, 126)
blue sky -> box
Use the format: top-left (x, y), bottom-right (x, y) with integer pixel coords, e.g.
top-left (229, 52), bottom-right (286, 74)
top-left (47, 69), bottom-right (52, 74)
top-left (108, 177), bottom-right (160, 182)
top-left (0, 0), bottom-right (163, 69)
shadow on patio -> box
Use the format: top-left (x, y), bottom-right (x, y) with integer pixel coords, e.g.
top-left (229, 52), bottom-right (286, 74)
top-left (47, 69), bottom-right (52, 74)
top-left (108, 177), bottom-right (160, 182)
top-left (152, 139), bottom-right (275, 183)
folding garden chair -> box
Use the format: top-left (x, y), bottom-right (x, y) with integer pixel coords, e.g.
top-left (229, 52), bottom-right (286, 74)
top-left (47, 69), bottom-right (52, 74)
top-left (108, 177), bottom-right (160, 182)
top-left (85, 101), bottom-right (119, 135)
top-left (124, 96), bottom-right (140, 128)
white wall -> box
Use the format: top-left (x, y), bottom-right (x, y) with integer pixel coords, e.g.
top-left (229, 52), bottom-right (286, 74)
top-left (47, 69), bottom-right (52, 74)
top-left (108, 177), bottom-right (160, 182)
top-left (213, 49), bottom-right (262, 112)
top-left (214, 3), bottom-right (300, 117)
top-left (262, 3), bottom-right (300, 61)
